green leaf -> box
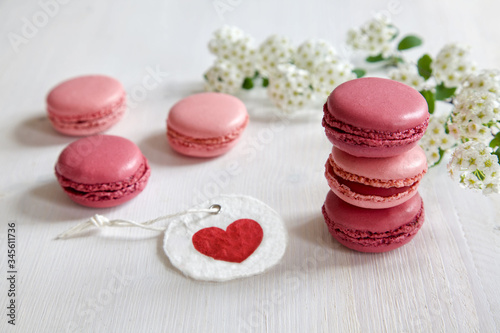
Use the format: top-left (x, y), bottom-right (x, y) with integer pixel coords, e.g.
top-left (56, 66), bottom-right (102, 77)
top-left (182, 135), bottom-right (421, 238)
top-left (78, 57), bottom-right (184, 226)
top-left (352, 68), bottom-right (366, 78)
top-left (417, 54), bottom-right (433, 80)
top-left (397, 35), bottom-right (423, 51)
top-left (365, 54), bottom-right (385, 62)
top-left (420, 90), bottom-right (435, 114)
top-left (203, 74), bottom-right (208, 81)
top-left (242, 77), bottom-right (254, 90)
top-left (262, 77), bottom-right (269, 87)
top-left (435, 83), bottom-right (456, 101)
top-left (436, 148), bottom-right (446, 166)
top-left (489, 132), bottom-right (500, 149)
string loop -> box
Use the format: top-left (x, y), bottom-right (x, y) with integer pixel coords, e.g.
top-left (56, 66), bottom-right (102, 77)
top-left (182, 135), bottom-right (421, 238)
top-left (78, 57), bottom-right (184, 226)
top-left (56, 204), bottom-right (221, 240)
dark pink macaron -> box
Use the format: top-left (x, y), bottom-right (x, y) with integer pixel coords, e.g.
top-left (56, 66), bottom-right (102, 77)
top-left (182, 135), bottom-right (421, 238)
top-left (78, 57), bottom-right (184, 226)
top-left (322, 190), bottom-right (424, 253)
top-left (322, 77), bottom-right (429, 158)
top-left (47, 75), bottom-right (126, 136)
top-left (55, 135), bottom-right (150, 208)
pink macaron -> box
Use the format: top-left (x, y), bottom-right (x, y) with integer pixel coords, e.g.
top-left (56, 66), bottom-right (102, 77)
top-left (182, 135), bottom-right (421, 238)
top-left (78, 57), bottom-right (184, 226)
top-left (322, 77), bottom-right (429, 158)
top-left (322, 190), bottom-right (425, 253)
top-left (166, 92), bottom-right (249, 157)
top-left (47, 75), bottom-right (126, 136)
top-left (55, 135), bottom-right (150, 208)
top-left (325, 145), bottom-right (427, 209)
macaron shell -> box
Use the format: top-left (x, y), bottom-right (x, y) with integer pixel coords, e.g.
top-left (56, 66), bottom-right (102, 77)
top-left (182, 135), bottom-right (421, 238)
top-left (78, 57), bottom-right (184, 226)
top-left (325, 160), bottom-right (419, 209)
top-left (322, 191), bottom-right (424, 252)
top-left (325, 135), bottom-right (420, 158)
top-left (61, 162), bottom-right (150, 208)
top-left (331, 145), bottom-right (427, 183)
top-left (47, 75), bottom-right (125, 116)
top-left (167, 92), bottom-right (248, 139)
top-left (51, 103), bottom-right (126, 136)
top-left (47, 75), bottom-right (126, 136)
top-left (55, 135), bottom-right (150, 208)
top-left (167, 134), bottom-right (242, 158)
top-left (56, 135), bottom-right (144, 184)
top-left (326, 77), bottom-right (429, 132)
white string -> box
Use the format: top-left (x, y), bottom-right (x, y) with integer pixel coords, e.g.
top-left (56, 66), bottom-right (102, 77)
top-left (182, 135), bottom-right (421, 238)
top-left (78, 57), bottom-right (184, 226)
top-left (56, 204), bottom-right (221, 240)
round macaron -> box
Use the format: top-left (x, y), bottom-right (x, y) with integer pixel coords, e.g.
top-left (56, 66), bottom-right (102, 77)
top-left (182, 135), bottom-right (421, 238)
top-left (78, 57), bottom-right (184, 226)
top-left (166, 92), bottom-right (249, 157)
top-left (47, 75), bottom-right (126, 136)
top-left (322, 77), bottom-right (429, 158)
top-left (55, 135), bottom-right (150, 208)
top-left (325, 145), bottom-right (427, 209)
top-left (322, 190), bottom-right (425, 253)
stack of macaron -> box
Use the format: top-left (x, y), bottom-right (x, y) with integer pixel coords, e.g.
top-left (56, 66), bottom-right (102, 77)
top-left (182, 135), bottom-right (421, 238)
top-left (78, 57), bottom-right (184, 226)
top-left (321, 77), bottom-right (430, 253)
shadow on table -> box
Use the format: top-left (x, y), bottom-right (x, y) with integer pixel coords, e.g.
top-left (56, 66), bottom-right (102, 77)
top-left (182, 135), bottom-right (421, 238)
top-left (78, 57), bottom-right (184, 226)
top-left (138, 131), bottom-right (209, 167)
top-left (289, 214), bottom-right (385, 267)
top-left (14, 113), bottom-right (73, 147)
top-left (20, 180), bottom-right (110, 223)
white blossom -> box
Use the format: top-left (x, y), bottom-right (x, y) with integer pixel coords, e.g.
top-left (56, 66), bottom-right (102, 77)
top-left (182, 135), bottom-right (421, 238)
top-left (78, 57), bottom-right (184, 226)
top-left (460, 69), bottom-right (500, 96)
top-left (346, 15), bottom-right (398, 57)
top-left (431, 43), bottom-right (476, 88)
top-left (208, 25), bottom-right (257, 77)
top-left (311, 60), bottom-right (356, 98)
top-left (448, 141), bottom-right (500, 194)
top-left (389, 63), bottom-right (427, 91)
top-left (420, 115), bottom-right (457, 166)
top-left (256, 35), bottom-right (294, 77)
top-left (295, 39), bottom-right (338, 73)
top-left (449, 90), bottom-right (500, 142)
top-left (267, 64), bottom-right (313, 113)
top-left (204, 59), bottom-right (244, 95)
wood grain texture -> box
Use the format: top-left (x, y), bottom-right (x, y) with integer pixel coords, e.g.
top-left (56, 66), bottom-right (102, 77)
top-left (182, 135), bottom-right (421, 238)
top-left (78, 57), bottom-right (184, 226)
top-left (0, 0), bottom-right (499, 332)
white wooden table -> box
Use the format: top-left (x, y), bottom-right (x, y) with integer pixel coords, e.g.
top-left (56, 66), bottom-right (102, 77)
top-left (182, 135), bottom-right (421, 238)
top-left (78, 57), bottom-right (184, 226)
top-left (1, 0), bottom-right (499, 332)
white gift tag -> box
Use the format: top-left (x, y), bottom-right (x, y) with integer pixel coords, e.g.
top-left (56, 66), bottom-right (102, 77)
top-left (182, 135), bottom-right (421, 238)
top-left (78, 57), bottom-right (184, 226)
top-left (57, 194), bottom-right (288, 282)
top-left (164, 195), bottom-right (287, 282)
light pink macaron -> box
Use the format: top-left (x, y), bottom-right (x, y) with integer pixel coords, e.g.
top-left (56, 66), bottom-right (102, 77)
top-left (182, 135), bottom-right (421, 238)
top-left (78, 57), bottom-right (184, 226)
top-left (47, 75), bottom-right (126, 136)
top-left (322, 77), bottom-right (429, 158)
top-left (166, 92), bottom-right (249, 157)
top-left (325, 145), bottom-right (427, 209)
top-left (55, 135), bottom-right (150, 208)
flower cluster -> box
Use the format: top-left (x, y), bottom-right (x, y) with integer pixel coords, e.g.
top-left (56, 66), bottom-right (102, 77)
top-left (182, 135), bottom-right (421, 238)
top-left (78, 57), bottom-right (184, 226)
top-left (419, 115), bottom-right (457, 166)
top-left (204, 26), bottom-right (358, 113)
top-left (256, 35), bottom-right (294, 77)
top-left (346, 15), bottom-right (398, 58)
top-left (267, 64), bottom-right (313, 112)
top-left (389, 63), bottom-right (426, 91)
top-left (432, 43), bottom-right (476, 88)
top-left (448, 141), bottom-right (500, 194)
top-left (449, 89), bottom-right (500, 142)
top-left (207, 26), bottom-right (256, 77)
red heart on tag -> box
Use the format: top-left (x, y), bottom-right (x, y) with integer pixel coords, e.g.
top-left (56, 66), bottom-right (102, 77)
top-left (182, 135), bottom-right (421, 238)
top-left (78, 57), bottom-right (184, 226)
top-left (192, 219), bottom-right (263, 263)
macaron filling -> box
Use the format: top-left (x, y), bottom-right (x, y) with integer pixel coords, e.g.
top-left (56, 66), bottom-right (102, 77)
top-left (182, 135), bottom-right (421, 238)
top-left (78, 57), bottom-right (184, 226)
top-left (321, 202), bottom-right (424, 247)
top-left (56, 157), bottom-right (150, 202)
top-left (167, 116), bottom-right (248, 151)
top-left (325, 156), bottom-right (424, 203)
top-left (333, 174), bottom-right (412, 197)
top-left (48, 95), bottom-right (126, 131)
top-left (322, 104), bottom-right (429, 148)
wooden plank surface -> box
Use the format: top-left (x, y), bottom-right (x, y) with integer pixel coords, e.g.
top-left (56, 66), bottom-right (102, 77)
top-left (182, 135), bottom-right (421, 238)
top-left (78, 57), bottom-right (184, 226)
top-left (0, 0), bottom-right (499, 332)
